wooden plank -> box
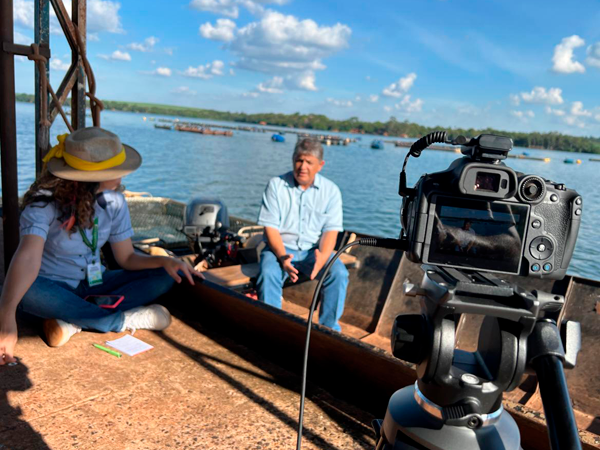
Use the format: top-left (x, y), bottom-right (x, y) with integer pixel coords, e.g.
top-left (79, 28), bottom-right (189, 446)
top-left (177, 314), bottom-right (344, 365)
top-left (560, 277), bottom-right (600, 419)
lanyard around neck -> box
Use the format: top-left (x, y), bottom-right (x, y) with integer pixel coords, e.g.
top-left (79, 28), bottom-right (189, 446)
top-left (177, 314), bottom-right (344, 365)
top-left (79, 217), bottom-right (99, 254)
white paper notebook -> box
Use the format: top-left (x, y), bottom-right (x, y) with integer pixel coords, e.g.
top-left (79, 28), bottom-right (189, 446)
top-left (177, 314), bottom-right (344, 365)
top-left (105, 334), bottom-right (154, 356)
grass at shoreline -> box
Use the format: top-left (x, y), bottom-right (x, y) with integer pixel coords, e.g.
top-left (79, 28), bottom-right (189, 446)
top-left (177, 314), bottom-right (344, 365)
top-left (16, 93), bottom-right (600, 153)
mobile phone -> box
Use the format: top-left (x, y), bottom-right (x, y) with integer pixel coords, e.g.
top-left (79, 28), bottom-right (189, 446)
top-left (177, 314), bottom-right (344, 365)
top-left (84, 295), bottom-right (125, 309)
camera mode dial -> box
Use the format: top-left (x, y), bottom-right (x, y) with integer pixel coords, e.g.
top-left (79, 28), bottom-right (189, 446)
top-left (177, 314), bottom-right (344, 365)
top-left (518, 176), bottom-right (547, 203)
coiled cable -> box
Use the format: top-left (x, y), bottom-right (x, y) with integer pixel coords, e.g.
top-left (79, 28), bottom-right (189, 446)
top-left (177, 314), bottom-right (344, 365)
top-left (409, 131), bottom-right (448, 157)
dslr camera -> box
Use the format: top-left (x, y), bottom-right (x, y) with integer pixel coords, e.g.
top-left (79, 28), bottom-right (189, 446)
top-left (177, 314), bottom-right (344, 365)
top-left (400, 133), bottom-right (582, 279)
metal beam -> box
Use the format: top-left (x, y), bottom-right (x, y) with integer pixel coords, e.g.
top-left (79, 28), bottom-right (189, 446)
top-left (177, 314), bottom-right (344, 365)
top-left (71, 0), bottom-right (86, 130)
top-left (48, 65), bottom-right (78, 123)
top-left (0, 0), bottom-right (21, 269)
top-left (35, 0), bottom-right (50, 177)
top-left (2, 42), bottom-right (51, 58)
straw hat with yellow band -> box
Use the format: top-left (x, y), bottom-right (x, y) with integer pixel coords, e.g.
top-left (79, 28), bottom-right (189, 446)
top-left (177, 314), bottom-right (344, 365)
top-left (43, 127), bottom-right (142, 182)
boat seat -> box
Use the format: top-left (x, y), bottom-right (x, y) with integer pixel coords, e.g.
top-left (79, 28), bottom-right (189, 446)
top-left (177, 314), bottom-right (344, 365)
top-left (202, 252), bottom-right (360, 289)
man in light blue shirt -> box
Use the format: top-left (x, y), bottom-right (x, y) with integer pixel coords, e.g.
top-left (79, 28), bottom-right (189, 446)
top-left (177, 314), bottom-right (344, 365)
top-left (257, 138), bottom-right (348, 331)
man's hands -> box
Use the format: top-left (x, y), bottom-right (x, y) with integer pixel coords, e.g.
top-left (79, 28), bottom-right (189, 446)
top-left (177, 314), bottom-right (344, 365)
top-left (310, 248), bottom-right (330, 280)
top-left (279, 254), bottom-right (299, 283)
top-left (0, 311), bottom-right (18, 366)
top-left (161, 257), bottom-right (205, 285)
top-left (279, 248), bottom-right (331, 282)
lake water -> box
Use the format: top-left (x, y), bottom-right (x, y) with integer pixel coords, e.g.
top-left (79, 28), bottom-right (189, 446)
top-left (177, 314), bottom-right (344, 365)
top-left (7, 102), bottom-right (600, 281)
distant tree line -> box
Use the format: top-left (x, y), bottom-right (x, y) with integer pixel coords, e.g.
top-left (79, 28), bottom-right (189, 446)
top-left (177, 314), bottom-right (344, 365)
top-left (16, 93), bottom-right (600, 153)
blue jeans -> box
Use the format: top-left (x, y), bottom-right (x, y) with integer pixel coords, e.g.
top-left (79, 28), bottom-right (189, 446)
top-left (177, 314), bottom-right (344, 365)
top-left (256, 247), bottom-right (348, 331)
top-left (19, 268), bottom-right (175, 332)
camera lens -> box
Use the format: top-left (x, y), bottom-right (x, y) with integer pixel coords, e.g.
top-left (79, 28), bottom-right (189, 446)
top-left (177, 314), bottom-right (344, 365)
top-left (519, 176), bottom-right (546, 203)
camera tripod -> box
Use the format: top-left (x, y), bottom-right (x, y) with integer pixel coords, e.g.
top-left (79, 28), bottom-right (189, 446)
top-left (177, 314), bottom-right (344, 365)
top-left (373, 265), bottom-right (582, 450)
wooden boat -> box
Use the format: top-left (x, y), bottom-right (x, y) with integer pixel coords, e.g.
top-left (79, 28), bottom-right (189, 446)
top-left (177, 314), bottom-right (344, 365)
top-left (175, 125), bottom-right (233, 136)
top-left (123, 196), bottom-right (600, 450)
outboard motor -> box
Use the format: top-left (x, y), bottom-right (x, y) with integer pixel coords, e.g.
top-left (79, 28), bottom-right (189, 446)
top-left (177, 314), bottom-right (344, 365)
top-left (183, 198), bottom-right (244, 267)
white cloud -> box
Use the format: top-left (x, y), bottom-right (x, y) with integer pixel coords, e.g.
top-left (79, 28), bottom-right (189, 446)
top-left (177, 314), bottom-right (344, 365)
top-left (552, 35), bottom-right (585, 74)
top-left (383, 105), bottom-right (392, 113)
top-left (14, 30), bottom-right (31, 45)
top-left (369, 94), bottom-right (379, 103)
top-left (99, 50), bottom-right (131, 61)
top-left (155, 67), bottom-right (172, 76)
top-left (172, 86), bottom-right (197, 95)
top-left (200, 19), bottom-right (236, 42)
top-left (229, 68), bottom-right (235, 75)
top-left (595, 113), bottom-right (600, 122)
top-left (88, 33), bottom-right (100, 42)
top-left (586, 43), bottom-right (600, 68)
top-left (190, 0), bottom-right (288, 19)
top-left (394, 95), bottom-right (423, 113)
top-left (190, 0), bottom-right (240, 18)
top-left (127, 36), bottom-right (159, 52)
top-left (50, 58), bottom-right (70, 71)
top-left (570, 101), bottom-right (592, 117)
top-left (327, 98), bottom-right (353, 107)
top-left (243, 92), bottom-right (260, 98)
top-left (511, 110), bottom-right (535, 121)
top-left (355, 95), bottom-right (361, 102)
top-left (87, 0), bottom-right (123, 33)
top-left (14, 0), bottom-right (34, 29)
top-left (181, 60), bottom-right (225, 79)
top-left (382, 73), bottom-right (417, 98)
top-left (509, 94), bottom-right (520, 106)
top-left (564, 115), bottom-right (586, 128)
top-left (257, 76), bottom-right (284, 93)
top-left (517, 87), bottom-right (563, 105)
top-left (545, 106), bottom-right (566, 117)
top-left (15, 0), bottom-right (123, 34)
top-left (292, 72), bottom-right (317, 91)
top-left (221, 10), bottom-right (350, 92)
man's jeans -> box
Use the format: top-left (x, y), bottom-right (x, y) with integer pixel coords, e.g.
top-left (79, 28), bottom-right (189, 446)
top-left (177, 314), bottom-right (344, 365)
top-left (19, 268), bottom-right (175, 332)
top-left (256, 247), bottom-right (349, 332)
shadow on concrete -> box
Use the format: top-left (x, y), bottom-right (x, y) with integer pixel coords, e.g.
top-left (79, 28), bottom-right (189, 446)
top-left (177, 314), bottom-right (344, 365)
top-left (588, 417), bottom-right (600, 435)
top-left (0, 361), bottom-right (51, 450)
top-left (157, 312), bottom-right (374, 450)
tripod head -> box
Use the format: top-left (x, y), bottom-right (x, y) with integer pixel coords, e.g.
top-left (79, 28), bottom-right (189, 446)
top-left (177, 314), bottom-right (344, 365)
top-left (374, 266), bottom-right (582, 450)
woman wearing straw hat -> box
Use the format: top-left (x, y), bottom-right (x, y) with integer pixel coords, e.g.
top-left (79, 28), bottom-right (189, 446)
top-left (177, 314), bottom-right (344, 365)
top-left (0, 127), bottom-right (203, 362)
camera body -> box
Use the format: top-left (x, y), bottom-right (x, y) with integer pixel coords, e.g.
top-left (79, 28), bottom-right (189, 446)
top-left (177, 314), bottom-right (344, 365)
top-left (401, 134), bottom-right (582, 279)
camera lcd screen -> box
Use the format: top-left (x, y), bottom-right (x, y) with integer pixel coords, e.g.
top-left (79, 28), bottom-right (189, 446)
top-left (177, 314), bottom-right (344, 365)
top-left (475, 172), bottom-right (500, 192)
top-left (426, 196), bottom-right (529, 274)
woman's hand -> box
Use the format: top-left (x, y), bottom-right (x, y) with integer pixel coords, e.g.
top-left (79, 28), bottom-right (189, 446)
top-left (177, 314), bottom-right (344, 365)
top-left (0, 311), bottom-right (18, 366)
top-left (161, 257), bottom-right (205, 285)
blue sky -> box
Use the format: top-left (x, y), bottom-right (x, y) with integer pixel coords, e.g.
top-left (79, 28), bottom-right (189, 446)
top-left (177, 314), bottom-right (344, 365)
top-left (12, 0), bottom-right (600, 136)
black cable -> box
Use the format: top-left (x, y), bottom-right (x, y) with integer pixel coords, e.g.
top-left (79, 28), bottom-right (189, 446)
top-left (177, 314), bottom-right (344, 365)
top-left (408, 131), bottom-right (448, 157)
top-left (295, 240), bottom-right (361, 450)
top-left (295, 237), bottom-right (405, 450)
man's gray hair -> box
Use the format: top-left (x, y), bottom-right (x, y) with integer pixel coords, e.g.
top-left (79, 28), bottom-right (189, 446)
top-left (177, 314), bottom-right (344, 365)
top-left (293, 138), bottom-right (324, 162)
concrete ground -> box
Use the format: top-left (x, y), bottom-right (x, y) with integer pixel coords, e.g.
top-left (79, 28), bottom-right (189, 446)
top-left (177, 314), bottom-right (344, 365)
top-left (0, 299), bottom-right (376, 450)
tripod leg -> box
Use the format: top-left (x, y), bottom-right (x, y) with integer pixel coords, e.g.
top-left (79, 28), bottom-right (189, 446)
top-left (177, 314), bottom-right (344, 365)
top-left (532, 355), bottom-right (582, 450)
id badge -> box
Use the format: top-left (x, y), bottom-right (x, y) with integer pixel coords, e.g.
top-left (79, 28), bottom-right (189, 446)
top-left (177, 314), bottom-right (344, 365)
top-left (87, 261), bottom-right (103, 286)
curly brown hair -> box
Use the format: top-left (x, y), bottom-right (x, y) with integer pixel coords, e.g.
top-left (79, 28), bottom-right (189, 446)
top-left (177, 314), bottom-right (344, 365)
top-left (22, 173), bottom-right (99, 232)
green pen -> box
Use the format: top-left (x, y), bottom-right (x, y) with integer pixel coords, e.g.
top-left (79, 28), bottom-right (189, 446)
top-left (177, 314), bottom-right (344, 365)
top-left (93, 343), bottom-right (122, 358)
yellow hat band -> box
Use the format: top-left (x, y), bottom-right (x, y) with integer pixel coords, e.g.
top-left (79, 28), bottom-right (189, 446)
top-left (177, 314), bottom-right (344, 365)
top-left (43, 133), bottom-right (127, 172)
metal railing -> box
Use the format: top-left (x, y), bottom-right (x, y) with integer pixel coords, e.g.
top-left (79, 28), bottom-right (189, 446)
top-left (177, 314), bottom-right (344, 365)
top-left (0, 0), bottom-right (87, 270)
